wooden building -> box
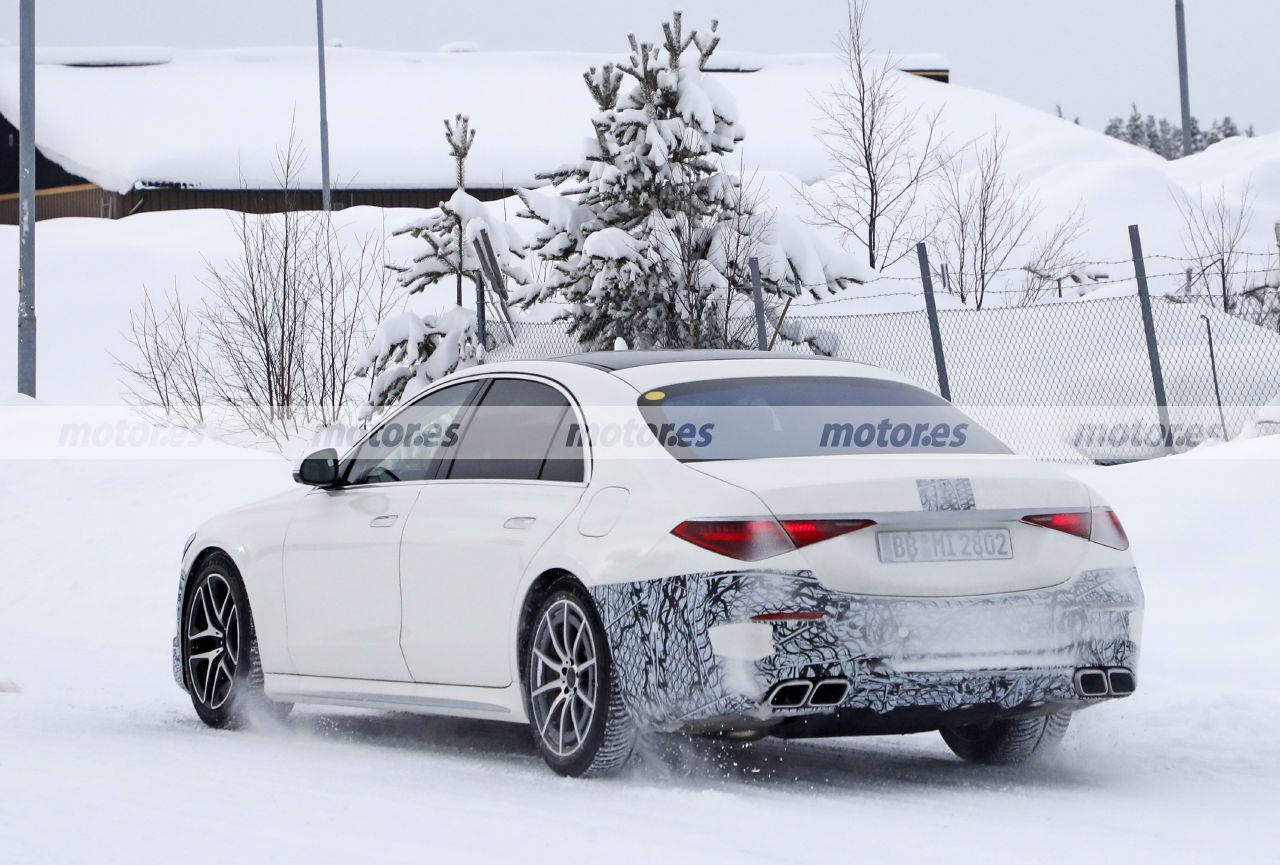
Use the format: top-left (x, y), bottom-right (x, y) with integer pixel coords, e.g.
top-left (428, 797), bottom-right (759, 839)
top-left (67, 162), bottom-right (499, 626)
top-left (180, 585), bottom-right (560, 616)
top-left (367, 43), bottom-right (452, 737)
top-left (0, 46), bottom-right (947, 225)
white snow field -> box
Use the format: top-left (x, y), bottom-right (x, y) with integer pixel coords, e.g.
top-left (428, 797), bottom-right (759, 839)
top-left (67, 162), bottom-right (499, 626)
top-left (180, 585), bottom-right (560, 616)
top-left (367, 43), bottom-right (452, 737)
top-left (0, 432), bottom-right (1277, 865)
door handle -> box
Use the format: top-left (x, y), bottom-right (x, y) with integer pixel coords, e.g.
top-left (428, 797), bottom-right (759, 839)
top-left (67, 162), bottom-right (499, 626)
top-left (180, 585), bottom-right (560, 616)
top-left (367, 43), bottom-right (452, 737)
top-left (370, 514), bottom-right (399, 528)
top-left (504, 517), bottom-right (536, 530)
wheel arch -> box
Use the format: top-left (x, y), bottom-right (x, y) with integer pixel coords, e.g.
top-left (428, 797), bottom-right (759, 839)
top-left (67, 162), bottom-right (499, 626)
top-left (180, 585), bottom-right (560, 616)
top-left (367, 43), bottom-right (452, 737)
top-left (516, 568), bottom-right (584, 690)
top-left (177, 546), bottom-right (240, 690)
top-left (184, 546), bottom-right (241, 602)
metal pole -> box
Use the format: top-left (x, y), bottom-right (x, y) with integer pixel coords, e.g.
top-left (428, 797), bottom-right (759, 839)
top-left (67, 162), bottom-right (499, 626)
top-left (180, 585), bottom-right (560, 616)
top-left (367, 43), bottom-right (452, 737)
top-left (748, 257), bottom-right (767, 351)
top-left (17, 0), bottom-right (36, 397)
top-left (315, 0), bottom-right (332, 212)
top-left (473, 231), bottom-right (515, 343)
top-left (475, 271), bottom-right (487, 353)
top-left (1129, 225), bottom-right (1174, 449)
top-left (1199, 314), bottom-right (1229, 440)
top-left (1175, 0), bottom-right (1193, 157)
top-left (917, 243), bottom-right (951, 401)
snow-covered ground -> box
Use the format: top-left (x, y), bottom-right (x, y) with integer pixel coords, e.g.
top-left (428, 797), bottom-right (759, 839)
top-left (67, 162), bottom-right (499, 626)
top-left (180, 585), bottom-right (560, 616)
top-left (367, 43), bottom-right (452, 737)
top-left (1, 433), bottom-right (1276, 864)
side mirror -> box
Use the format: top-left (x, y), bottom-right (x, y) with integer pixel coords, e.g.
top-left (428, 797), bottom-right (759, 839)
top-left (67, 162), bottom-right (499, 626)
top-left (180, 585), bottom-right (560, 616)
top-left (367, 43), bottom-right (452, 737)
top-left (294, 448), bottom-right (341, 487)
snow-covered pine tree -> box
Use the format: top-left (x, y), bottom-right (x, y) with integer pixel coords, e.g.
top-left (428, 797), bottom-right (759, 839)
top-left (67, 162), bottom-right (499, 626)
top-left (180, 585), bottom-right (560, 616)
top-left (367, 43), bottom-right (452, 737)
top-left (356, 308), bottom-right (480, 416)
top-left (1104, 105), bottom-right (1253, 159)
top-left (364, 115), bottom-right (527, 413)
top-left (391, 114), bottom-right (496, 303)
top-left (1122, 105), bottom-right (1145, 148)
top-left (515, 12), bottom-right (862, 350)
top-left (445, 114), bottom-right (475, 307)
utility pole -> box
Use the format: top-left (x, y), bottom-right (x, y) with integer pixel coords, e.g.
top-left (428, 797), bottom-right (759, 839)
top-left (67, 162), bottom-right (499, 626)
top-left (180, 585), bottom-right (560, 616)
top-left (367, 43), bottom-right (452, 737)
top-left (17, 0), bottom-right (36, 397)
top-left (315, 0), bottom-right (332, 211)
top-left (1174, 0), bottom-right (1193, 157)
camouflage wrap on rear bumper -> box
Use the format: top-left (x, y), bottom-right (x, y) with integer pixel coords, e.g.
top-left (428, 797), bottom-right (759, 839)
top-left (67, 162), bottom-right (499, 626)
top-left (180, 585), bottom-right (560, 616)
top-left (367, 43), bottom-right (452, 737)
top-left (589, 567), bottom-right (1142, 730)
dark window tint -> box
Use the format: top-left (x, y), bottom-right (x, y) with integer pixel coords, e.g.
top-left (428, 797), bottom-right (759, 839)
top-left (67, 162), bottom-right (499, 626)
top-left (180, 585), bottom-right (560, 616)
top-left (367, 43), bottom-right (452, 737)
top-left (346, 382), bottom-right (478, 484)
top-left (449, 379), bottom-right (583, 482)
top-left (539, 407), bottom-right (586, 483)
top-left (637, 376), bottom-right (1010, 461)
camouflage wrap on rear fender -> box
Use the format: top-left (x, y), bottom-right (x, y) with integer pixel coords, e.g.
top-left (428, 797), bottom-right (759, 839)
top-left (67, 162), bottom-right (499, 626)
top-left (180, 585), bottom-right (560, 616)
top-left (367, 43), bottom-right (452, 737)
top-left (589, 567), bottom-right (1142, 730)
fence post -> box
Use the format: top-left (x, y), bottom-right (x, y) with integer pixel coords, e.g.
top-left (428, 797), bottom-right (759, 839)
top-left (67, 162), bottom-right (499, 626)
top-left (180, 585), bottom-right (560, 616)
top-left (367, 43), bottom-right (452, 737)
top-left (748, 257), bottom-right (768, 351)
top-left (1129, 224), bottom-right (1173, 450)
top-left (475, 271), bottom-right (487, 357)
top-left (1200, 313), bottom-right (1229, 439)
top-left (916, 243), bottom-right (951, 401)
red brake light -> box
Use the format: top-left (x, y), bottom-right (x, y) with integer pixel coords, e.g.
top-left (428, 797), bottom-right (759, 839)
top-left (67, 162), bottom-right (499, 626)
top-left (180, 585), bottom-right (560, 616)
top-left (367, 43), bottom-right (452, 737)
top-left (671, 519), bottom-right (794, 561)
top-left (778, 518), bottom-right (877, 548)
top-left (1022, 509), bottom-right (1128, 550)
top-left (1022, 511), bottom-right (1091, 541)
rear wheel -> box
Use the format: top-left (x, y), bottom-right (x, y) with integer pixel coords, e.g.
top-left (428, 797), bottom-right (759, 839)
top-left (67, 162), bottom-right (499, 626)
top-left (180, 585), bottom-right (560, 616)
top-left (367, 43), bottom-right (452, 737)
top-left (181, 554), bottom-right (289, 728)
top-left (525, 582), bottom-right (635, 777)
top-left (940, 710), bottom-right (1071, 765)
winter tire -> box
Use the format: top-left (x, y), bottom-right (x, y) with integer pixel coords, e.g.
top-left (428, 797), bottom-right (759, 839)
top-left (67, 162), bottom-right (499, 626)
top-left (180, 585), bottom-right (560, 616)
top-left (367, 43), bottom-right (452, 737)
top-left (525, 581), bottom-right (635, 777)
top-left (182, 554), bottom-right (289, 728)
top-left (940, 709), bottom-right (1071, 765)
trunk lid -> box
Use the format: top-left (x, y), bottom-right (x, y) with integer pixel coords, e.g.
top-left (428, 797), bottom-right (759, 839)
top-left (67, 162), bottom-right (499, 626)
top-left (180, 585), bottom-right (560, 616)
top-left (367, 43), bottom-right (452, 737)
top-left (690, 453), bottom-right (1093, 597)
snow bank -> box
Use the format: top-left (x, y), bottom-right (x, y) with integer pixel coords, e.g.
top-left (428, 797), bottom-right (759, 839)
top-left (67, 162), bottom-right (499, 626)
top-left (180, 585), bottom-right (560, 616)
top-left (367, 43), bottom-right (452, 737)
top-left (0, 47), bottom-right (929, 193)
top-left (0, 432), bottom-right (1276, 863)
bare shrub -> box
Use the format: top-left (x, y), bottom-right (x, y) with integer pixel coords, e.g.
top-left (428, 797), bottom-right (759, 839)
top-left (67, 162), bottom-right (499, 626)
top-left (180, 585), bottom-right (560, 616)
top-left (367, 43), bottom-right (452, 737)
top-left (116, 131), bottom-right (398, 445)
top-left (1018, 205), bottom-right (1104, 304)
top-left (933, 127), bottom-right (1038, 309)
top-left (804, 0), bottom-right (947, 271)
top-left (1176, 181), bottom-right (1254, 313)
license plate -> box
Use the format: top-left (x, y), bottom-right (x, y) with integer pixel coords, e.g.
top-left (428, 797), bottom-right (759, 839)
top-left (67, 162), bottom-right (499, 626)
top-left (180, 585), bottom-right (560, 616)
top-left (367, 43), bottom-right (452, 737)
top-left (877, 528), bottom-right (1013, 563)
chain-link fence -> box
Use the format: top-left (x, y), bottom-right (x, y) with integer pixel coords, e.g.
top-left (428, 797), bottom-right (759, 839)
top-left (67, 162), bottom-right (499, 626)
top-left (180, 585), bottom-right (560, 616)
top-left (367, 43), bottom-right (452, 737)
top-left (482, 243), bottom-right (1280, 463)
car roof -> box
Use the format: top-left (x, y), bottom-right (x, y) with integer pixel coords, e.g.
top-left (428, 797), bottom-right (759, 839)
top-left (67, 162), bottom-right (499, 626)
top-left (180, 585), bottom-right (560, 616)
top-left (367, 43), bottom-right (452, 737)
top-left (550, 349), bottom-right (845, 371)
top-left (443, 352), bottom-right (914, 396)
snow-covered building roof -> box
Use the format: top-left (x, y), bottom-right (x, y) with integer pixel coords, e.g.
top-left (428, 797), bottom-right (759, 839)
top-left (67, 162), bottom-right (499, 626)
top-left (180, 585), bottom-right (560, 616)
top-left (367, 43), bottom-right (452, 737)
top-left (0, 46), bottom-right (949, 194)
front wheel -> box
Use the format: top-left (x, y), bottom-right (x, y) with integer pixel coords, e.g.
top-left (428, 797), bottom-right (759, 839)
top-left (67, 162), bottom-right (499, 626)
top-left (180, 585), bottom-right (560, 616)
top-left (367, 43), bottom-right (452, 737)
top-left (525, 582), bottom-right (635, 777)
top-left (940, 710), bottom-right (1071, 765)
top-left (181, 554), bottom-right (289, 728)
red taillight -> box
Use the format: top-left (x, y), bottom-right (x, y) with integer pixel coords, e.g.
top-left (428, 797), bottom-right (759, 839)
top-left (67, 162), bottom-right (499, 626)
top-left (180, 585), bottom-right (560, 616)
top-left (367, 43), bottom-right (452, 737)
top-left (671, 519), bottom-right (794, 561)
top-left (1021, 508), bottom-right (1129, 550)
top-left (1022, 511), bottom-right (1091, 540)
top-left (778, 518), bottom-right (877, 548)
top-left (672, 517), bottom-right (877, 561)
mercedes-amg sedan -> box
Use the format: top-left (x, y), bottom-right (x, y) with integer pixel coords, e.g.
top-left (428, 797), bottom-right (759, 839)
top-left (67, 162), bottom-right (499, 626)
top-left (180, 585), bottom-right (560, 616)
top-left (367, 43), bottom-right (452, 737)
top-left (174, 351), bottom-right (1143, 776)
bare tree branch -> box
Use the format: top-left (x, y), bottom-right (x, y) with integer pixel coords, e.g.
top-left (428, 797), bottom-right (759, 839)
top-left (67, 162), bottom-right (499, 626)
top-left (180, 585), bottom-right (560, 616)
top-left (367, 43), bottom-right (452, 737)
top-left (1176, 180), bottom-right (1254, 313)
top-left (802, 0), bottom-right (948, 271)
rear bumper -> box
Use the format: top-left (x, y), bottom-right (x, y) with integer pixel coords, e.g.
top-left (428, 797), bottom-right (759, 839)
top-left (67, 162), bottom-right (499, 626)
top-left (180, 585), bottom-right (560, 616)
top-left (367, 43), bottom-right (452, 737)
top-left (589, 567), bottom-right (1142, 732)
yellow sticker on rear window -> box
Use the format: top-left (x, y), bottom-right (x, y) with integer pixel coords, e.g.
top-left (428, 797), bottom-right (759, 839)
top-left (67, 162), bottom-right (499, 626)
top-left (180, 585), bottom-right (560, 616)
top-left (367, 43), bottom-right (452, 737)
top-left (643, 390), bottom-right (666, 401)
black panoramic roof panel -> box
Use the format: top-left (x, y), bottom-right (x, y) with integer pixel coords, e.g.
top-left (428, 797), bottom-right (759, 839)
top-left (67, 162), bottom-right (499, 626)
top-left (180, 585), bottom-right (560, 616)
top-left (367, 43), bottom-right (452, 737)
top-left (550, 349), bottom-right (843, 372)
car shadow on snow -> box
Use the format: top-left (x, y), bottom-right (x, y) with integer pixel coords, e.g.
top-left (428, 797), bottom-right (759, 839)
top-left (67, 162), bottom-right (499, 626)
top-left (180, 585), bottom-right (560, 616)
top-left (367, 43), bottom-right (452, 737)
top-left (242, 707), bottom-right (1106, 795)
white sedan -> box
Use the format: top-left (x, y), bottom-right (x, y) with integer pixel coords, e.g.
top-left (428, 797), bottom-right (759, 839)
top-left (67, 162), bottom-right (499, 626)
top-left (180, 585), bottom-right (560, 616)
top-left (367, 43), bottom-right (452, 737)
top-left (173, 351), bottom-right (1143, 776)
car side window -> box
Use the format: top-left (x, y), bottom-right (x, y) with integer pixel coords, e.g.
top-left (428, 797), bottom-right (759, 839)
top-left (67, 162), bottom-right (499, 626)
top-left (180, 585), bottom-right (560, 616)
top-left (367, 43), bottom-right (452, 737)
top-left (447, 378), bottom-right (584, 483)
top-left (346, 382), bottom-right (478, 485)
top-left (540, 405), bottom-right (586, 483)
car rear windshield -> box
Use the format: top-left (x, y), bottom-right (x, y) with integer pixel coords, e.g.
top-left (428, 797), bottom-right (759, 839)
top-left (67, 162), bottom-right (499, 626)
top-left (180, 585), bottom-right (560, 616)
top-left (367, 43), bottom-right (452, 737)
top-left (636, 376), bottom-right (1010, 461)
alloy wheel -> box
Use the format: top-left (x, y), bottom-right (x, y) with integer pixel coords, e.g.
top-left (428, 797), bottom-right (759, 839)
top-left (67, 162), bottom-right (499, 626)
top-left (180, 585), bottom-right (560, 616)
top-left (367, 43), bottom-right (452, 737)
top-left (529, 598), bottom-right (599, 759)
top-left (186, 573), bottom-right (241, 710)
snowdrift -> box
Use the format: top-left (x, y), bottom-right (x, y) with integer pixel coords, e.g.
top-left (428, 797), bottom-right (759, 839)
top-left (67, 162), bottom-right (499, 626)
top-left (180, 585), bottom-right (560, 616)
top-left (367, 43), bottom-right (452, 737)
top-left (0, 430), bottom-right (1276, 863)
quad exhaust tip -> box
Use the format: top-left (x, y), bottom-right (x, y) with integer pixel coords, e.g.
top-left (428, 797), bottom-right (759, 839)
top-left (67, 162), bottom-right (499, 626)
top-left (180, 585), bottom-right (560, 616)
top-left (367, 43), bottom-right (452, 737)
top-left (808, 678), bottom-right (850, 707)
top-left (1074, 666), bottom-right (1136, 698)
top-left (766, 677), bottom-right (849, 709)
top-left (1106, 667), bottom-right (1137, 696)
top-left (767, 680), bottom-right (813, 708)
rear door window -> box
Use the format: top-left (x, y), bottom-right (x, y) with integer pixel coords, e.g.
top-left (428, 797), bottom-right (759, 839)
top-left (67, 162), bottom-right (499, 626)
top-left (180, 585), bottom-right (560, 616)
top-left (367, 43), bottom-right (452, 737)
top-left (448, 379), bottom-right (584, 482)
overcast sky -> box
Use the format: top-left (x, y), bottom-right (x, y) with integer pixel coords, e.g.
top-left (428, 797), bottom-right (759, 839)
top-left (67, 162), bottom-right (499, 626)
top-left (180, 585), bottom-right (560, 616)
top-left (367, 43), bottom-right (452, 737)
top-left (6, 0), bottom-right (1275, 134)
